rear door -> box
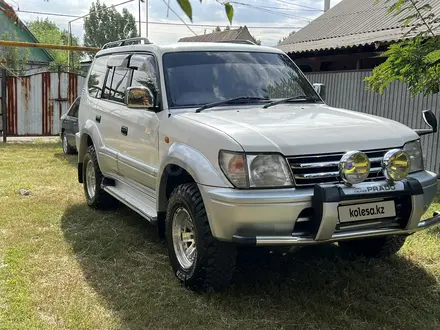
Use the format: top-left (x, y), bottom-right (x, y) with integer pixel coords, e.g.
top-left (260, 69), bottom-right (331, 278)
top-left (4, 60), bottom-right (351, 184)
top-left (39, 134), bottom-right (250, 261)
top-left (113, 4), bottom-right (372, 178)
top-left (64, 97), bottom-right (80, 145)
top-left (85, 54), bottom-right (120, 177)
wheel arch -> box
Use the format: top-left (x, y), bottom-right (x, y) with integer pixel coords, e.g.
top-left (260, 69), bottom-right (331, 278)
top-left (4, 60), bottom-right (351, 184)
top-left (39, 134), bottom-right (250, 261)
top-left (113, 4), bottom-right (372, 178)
top-left (156, 143), bottom-right (231, 213)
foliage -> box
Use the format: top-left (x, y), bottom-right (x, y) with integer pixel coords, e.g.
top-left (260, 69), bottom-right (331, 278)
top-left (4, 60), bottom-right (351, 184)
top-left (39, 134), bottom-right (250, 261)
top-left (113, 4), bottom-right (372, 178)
top-left (0, 31), bottom-right (29, 74)
top-left (365, 0), bottom-right (440, 96)
top-left (27, 18), bottom-right (82, 73)
top-left (84, 0), bottom-right (138, 50)
top-left (278, 31), bottom-right (295, 45)
top-left (212, 25), bottom-right (230, 33)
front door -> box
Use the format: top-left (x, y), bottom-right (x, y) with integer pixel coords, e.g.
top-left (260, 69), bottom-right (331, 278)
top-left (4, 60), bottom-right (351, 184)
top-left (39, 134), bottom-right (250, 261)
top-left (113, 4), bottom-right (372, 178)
top-left (117, 54), bottom-right (161, 191)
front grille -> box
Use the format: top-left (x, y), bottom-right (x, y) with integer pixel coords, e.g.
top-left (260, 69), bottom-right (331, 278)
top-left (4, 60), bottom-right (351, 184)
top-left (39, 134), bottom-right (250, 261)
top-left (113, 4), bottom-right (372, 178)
top-left (287, 148), bottom-right (395, 187)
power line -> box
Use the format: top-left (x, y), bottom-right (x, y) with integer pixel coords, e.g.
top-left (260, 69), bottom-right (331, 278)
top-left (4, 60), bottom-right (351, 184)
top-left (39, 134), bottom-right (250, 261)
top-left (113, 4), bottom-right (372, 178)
top-left (269, 0), bottom-right (323, 11)
top-left (252, 5), bottom-right (322, 12)
top-left (159, 0), bottom-right (197, 36)
top-left (16, 9), bottom-right (303, 29)
top-left (225, 1), bottom-right (314, 21)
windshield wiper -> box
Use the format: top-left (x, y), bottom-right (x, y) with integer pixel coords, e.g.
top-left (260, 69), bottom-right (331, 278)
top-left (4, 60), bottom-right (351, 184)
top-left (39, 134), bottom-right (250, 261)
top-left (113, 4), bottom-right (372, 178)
top-left (195, 96), bottom-right (269, 113)
top-left (262, 95), bottom-right (318, 109)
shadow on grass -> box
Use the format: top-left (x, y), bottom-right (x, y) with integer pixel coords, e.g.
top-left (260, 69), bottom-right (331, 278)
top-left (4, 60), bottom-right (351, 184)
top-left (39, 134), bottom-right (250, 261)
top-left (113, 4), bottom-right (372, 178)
top-left (61, 204), bottom-right (440, 330)
top-left (53, 152), bottom-right (77, 168)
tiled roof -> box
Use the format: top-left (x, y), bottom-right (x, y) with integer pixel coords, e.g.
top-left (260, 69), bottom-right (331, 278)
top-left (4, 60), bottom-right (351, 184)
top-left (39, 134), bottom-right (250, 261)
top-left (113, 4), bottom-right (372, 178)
top-left (277, 0), bottom-right (440, 54)
top-left (179, 26), bottom-right (249, 42)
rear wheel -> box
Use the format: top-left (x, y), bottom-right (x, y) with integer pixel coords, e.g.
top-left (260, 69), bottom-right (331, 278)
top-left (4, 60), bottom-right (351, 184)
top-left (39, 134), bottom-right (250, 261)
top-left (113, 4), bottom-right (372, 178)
top-left (338, 235), bottom-right (407, 258)
top-left (82, 145), bottom-right (117, 209)
top-left (62, 132), bottom-right (75, 155)
top-left (166, 183), bottom-right (237, 292)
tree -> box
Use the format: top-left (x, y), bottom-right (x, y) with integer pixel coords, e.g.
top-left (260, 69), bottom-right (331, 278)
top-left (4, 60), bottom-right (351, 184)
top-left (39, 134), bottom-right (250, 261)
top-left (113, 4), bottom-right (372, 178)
top-left (278, 31), bottom-right (295, 45)
top-left (365, 0), bottom-right (440, 96)
top-left (27, 18), bottom-right (82, 72)
top-left (0, 31), bottom-right (30, 74)
top-left (212, 25), bottom-right (231, 33)
top-left (84, 0), bottom-right (138, 49)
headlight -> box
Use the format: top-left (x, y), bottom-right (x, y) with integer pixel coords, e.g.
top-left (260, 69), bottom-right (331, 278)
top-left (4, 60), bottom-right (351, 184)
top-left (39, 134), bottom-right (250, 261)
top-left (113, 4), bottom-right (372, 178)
top-left (382, 149), bottom-right (410, 181)
top-left (339, 151), bottom-right (371, 185)
top-left (403, 140), bottom-right (424, 173)
top-left (247, 154), bottom-right (292, 187)
top-left (219, 151), bottom-right (292, 188)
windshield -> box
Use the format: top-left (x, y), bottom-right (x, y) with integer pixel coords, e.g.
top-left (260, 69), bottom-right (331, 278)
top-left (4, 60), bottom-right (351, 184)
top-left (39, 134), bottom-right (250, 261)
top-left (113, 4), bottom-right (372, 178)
top-left (162, 51), bottom-right (320, 108)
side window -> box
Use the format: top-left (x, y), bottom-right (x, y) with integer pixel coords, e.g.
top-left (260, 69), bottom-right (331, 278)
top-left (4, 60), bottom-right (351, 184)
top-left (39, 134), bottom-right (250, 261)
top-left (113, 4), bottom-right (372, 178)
top-left (103, 66), bottom-right (130, 103)
top-left (130, 55), bottom-right (159, 102)
top-left (87, 56), bottom-right (109, 98)
top-left (67, 98), bottom-right (80, 118)
top-left (102, 68), bottom-right (114, 100)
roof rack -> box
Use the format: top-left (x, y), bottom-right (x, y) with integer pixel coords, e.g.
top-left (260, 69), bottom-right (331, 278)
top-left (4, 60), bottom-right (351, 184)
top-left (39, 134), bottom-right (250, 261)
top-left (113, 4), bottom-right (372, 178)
top-left (217, 40), bottom-right (257, 45)
top-left (102, 37), bottom-right (152, 50)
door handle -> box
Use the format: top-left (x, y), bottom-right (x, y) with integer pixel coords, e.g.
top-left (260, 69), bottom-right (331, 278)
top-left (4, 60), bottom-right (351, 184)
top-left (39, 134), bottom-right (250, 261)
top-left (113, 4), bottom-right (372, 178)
top-left (121, 126), bottom-right (128, 136)
top-left (95, 115), bottom-right (101, 123)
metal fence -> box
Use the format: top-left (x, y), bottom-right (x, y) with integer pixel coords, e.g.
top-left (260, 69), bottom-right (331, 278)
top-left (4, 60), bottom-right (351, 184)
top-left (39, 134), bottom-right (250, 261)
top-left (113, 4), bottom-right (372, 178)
top-left (306, 70), bottom-right (440, 174)
top-left (0, 71), bottom-right (85, 136)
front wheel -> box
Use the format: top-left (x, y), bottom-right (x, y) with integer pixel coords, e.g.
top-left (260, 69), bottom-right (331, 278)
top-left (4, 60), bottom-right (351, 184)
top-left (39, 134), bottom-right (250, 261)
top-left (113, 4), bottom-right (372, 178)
top-left (338, 235), bottom-right (407, 258)
top-left (165, 183), bottom-right (237, 292)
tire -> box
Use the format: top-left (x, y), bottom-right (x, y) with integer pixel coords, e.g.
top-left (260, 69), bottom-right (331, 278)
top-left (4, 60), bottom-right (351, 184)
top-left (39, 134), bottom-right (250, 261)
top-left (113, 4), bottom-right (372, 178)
top-left (165, 183), bottom-right (237, 292)
top-left (62, 132), bottom-right (75, 155)
top-left (82, 145), bottom-right (117, 209)
top-left (338, 235), bottom-right (407, 258)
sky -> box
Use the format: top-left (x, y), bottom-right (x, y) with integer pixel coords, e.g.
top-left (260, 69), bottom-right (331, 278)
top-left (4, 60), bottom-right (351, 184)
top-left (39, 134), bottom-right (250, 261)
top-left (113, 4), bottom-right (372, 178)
top-left (12, 0), bottom-right (342, 47)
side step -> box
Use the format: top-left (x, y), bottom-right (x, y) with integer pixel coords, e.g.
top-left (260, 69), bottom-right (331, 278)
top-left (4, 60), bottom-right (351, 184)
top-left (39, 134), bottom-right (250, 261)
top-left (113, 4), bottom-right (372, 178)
top-left (102, 178), bottom-right (157, 224)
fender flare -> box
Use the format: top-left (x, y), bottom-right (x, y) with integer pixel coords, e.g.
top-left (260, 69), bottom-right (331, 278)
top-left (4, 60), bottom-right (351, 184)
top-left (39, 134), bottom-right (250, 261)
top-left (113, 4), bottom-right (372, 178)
top-left (156, 143), bottom-right (232, 212)
top-left (78, 119), bottom-right (105, 162)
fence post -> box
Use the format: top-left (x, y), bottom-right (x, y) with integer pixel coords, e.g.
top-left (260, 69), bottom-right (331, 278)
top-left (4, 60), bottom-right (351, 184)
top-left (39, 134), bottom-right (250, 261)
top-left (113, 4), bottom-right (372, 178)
top-left (1, 68), bottom-right (7, 143)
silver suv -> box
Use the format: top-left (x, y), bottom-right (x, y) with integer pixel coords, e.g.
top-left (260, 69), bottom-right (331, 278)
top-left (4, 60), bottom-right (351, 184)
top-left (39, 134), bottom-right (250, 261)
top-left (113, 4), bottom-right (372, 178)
top-left (76, 37), bottom-right (440, 291)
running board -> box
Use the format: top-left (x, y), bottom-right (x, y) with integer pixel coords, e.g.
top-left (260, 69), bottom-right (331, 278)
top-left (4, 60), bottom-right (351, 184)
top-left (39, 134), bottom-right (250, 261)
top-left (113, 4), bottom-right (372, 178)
top-left (102, 180), bottom-right (157, 224)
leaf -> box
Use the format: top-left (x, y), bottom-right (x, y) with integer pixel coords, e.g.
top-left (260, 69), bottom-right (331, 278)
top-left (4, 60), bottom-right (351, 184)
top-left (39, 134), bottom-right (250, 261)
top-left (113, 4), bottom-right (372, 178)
top-left (424, 50), bottom-right (440, 64)
top-left (177, 0), bottom-right (192, 22)
top-left (224, 2), bottom-right (234, 24)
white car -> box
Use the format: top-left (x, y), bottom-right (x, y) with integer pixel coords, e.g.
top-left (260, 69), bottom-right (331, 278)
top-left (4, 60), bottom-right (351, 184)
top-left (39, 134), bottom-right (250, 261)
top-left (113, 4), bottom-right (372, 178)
top-left (76, 37), bottom-right (440, 291)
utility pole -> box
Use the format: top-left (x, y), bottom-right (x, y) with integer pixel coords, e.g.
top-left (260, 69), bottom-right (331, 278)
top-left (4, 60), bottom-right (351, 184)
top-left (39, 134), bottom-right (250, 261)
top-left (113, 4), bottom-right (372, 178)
top-left (139, 0), bottom-right (142, 37)
top-left (145, 0), bottom-right (149, 37)
top-left (67, 0), bottom-right (135, 70)
top-left (1, 68), bottom-right (7, 143)
top-left (324, 0), bottom-right (330, 11)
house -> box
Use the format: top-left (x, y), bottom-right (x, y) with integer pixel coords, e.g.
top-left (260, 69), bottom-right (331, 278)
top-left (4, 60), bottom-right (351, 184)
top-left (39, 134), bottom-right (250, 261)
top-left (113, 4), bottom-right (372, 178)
top-left (0, 0), bottom-right (54, 69)
top-left (178, 26), bottom-right (258, 44)
top-left (276, 0), bottom-right (440, 72)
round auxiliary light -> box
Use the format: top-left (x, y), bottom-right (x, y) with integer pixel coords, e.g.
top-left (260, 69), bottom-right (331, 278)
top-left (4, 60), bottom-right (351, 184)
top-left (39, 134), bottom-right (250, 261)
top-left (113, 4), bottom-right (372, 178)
top-left (382, 149), bottom-right (411, 181)
top-left (339, 151), bottom-right (371, 185)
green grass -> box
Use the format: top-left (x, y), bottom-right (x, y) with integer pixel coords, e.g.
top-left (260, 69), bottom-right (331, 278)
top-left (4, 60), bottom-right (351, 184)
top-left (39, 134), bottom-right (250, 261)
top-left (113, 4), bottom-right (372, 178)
top-left (0, 141), bottom-right (439, 330)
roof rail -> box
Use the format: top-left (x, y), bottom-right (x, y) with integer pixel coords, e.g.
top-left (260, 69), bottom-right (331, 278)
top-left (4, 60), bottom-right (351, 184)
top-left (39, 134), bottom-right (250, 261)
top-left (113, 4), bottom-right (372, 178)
top-left (217, 40), bottom-right (257, 45)
top-left (102, 37), bottom-right (152, 50)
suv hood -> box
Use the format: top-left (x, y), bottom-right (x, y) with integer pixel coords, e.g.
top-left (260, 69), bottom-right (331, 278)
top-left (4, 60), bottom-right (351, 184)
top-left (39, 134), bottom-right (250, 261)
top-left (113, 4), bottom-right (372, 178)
top-left (179, 104), bottom-right (419, 155)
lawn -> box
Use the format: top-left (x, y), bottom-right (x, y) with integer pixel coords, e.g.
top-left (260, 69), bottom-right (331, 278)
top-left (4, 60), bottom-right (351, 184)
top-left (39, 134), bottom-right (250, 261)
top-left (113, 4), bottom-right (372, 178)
top-left (0, 141), bottom-right (439, 330)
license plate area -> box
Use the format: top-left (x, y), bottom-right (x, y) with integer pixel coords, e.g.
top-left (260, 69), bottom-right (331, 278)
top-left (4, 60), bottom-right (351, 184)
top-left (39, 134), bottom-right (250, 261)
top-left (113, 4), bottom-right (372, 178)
top-left (338, 200), bottom-right (396, 223)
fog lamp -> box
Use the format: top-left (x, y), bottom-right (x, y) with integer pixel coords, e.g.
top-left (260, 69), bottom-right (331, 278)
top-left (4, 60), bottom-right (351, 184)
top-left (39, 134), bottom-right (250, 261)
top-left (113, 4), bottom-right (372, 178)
top-left (382, 149), bottom-right (411, 181)
top-left (339, 151), bottom-right (371, 185)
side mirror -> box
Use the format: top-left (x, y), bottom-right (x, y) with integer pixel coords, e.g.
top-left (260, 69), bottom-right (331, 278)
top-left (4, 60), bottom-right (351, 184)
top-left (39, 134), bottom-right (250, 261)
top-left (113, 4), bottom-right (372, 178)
top-left (423, 110), bottom-right (437, 133)
top-left (414, 110), bottom-right (438, 136)
top-left (313, 83), bottom-right (326, 101)
top-left (125, 86), bottom-right (155, 109)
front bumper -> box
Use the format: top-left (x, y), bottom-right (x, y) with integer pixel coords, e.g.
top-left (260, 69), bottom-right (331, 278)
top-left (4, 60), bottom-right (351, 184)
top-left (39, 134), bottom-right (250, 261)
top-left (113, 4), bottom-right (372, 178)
top-left (198, 170), bottom-right (439, 245)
